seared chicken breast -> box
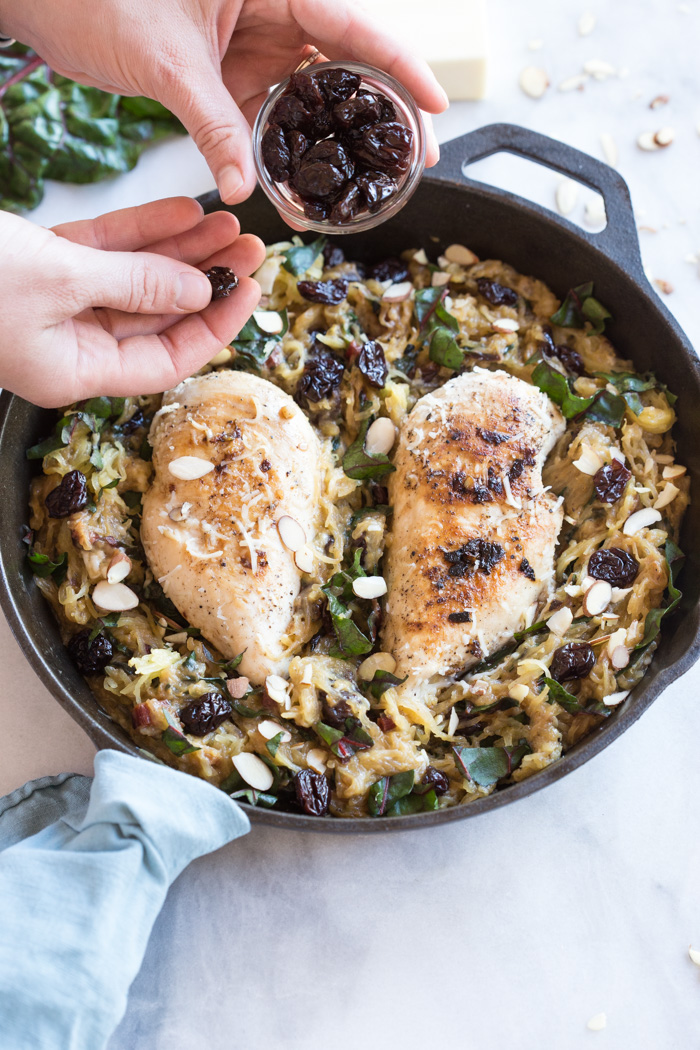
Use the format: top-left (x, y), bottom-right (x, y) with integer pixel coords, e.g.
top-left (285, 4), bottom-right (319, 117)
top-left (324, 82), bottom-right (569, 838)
top-left (141, 371), bottom-right (321, 683)
top-left (382, 368), bottom-right (565, 678)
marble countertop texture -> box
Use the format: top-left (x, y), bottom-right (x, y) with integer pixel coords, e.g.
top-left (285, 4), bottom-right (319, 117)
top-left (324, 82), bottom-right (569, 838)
top-left (1, 0), bottom-right (699, 1045)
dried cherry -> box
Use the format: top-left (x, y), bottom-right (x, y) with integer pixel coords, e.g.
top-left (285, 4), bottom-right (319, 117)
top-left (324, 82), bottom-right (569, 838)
top-left (357, 340), bottom-right (388, 387)
top-left (352, 121), bottom-right (414, 176)
top-left (287, 130), bottom-right (308, 176)
top-left (422, 766), bottom-right (449, 796)
top-left (323, 242), bottom-right (345, 267)
top-left (180, 693), bottom-right (232, 736)
top-left (297, 278), bottom-right (349, 304)
top-left (333, 94), bottom-right (383, 131)
top-left (588, 547), bottom-right (639, 587)
top-left (356, 170), bottom-right (398, 213)
top-left (368, 257), bottom-right (409, 283)
top-left (205, 266), bottom-right (239, 300)
top-left (476, 277), bottom-right (519, 308)
top-left (304, 200), bottom-right (331, 221)
top-left (550, 641), bottom-right (596, 682)
top-left (287, 71), bottom-right (325, 112)
top-left (294, 768), bottom-right (330, 816)
top-left (67, 629), bottom-right (114, 675)
top-left (314, 68), bottom-right (361, 105)
top-left (268, 93), bottom-right (316, 135)
top-left (552, 344), bottom-right (585, 375)
top-left (594, 460), bottom-right (632, 503)
top-left (45, 470), bottom-right (88, 518)
top-left (358, 89), bottom-right (397, 122)
top-left (261, 123), bottom-right (291, 181)
top-left (296, 345), bottom-right (345, 404)
top-left (329, 182), bottom-right (362, 224)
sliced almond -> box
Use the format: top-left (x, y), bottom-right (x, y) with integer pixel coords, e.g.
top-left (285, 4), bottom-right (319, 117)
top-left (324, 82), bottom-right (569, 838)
top-left (413, 248), bottom-right (428, 265)
top-left (353, 576), bottom-right (387, 600)
top-left (586, 1013), bottom-right (607, 1032)
top-left (637, 131), bottom-right (661, 151)
top-left (663, 464), bottom-right (686, 479)
top-left (294, 546), bottom-right (315, 574)
top-left (447, 707), bottom-right (459, 736)
top-left (277, 515), bottom-right (306, 553)
top-left (382, 281), bottom-right (413, 302)
top-left (582, 575), bottom-right (597, 593)
top-left (654, 482), bottom-right (679, 509)
top-left (610, 645), bottom-right (630, 669)
top-left (556, 178), bottom-right (579, 216)
top-left (585, 198), bottom-right (607, 227)
top-left (232, 752), bottom-right (274, 791)
top-left (492, 317), bottom-right (519, 334)
top-left (689, 946), bottom-right (700, 967)
top-left (258, 719), bottom-right (292, 743)
top-left (623, 507), bottom-right (662, 535)
top-left (547, 607), bottom-right (573, 635)
top-left (169, 502), bottom-right (192, 522)
top-left (578, 11), bottom-right (596, 35)
top-left (265, 673), bottom-right (289, 703)
top-left (431, 270), bottom-right (451, 287)
top-left (583, 58), bottom-right (616, 80)
top-left (611, 586), bottom-right (632, 603)
top-left (583, 580), bottom-right (612, 616)
top-left (604, 690), bottom-right (630, 707)
top-left (444, 243), bottom-right (479, 266)
top-left (168, 456), bottom-right (215, 481)
top-left (164, 631), bottom-right (187, 644)
top-left (306, 748), bottom-right (327, 775)
top-left (519, 66), bottom-right (550, 99)
top-left (365, 417), bottom-right (397, 457)
top-left (253, 255), bottom-right (282, 295)
top-left (650, 94), bottom-right (670, 110)
top-left (253, 310), bottom-right (284, 334)
top-left (508, 683), bottom-right (529, 702)
top-left (358, 651), bottom-right (397, 681)
top-left (226, 676), bottom-right (250, 699)
top-left (606, 628), bottom-right (628, 657)
top-left (600, 132), bottom-right (618, 167)
top-left (106, 550), bottom-right (131, 584)
top-left (654, 278), bottom-right (674, 295)
top-left (558, 74), bottom-right (589, 92)
top-left (654, 127), bottom-right (675, 147)
top-left (92, 580), bottom-right (139, 612)
top-left (210, 347), bottom-right (232, 366)
top-left (564, 583), bottom-right (583, 598)
top-left (654, 453), bottom-right (674, 464)
top-left (573, 446), bottom-right (604, 475)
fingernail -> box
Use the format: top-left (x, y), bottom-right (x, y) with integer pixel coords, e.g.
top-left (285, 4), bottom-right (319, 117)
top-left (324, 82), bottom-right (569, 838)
top-left (176, 272), bottom-right (211, 311)
top-left (218, 164), bottom-right (244, 203)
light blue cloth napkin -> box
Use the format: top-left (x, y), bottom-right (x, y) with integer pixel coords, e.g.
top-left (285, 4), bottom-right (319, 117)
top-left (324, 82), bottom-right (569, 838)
top-left (0, 750), bottom-right (249, 1050)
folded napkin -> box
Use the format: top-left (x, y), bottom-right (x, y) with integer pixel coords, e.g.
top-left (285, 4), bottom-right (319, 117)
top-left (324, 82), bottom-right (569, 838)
top-left (0, 750), bottom-right (249, 1050)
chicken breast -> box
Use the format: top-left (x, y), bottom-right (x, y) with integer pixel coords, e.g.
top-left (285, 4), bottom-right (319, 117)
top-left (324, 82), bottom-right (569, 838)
top-left (382, 368), bottom-right (565, 679)
top-left (141, 370), bottom-right (321, 683)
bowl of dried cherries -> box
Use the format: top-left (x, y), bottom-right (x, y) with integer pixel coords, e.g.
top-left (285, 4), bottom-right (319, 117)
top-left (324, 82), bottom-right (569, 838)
top-left (252, 59), bottom-right (426, 234)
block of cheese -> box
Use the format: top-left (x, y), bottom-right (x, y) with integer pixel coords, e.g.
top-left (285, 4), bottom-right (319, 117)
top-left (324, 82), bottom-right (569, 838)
top-left (372, 0), bottom-right (488, 100)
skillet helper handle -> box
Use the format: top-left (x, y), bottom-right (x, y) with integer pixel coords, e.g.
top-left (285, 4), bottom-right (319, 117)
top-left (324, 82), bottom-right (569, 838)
top-left (436, 123), bottom-right (645, 283)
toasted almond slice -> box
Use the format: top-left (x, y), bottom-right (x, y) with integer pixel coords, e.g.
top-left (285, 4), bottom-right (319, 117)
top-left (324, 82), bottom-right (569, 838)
top-left (556, 178), bottom-right (579, 216)
top-left (654, 453), bottom-right (674, 464)
top-left (227, 676), bottom-right (250, 699)
top-left (492, 317), bottom-right (520, 333)
top-left (92, 580), bottom-right (139, 612)
top-left (210, 347), bottom-right (232, 366)
top-left (508, 683), bottom-right (529, 702)
top-left (353, 575), bottom-right (387, 600)
top-left (413, 248), bottom-right (428, 265)
top-left (663, 463), bottom-right (686, 479)
top-left (558, 73), bottom-right (588, 92)
top-left (168, 456), bottom-right (215, 480)
top-left (547, 607), bottom-right (573, 635)
top-left (447, 706), bottom-right (459, 736)
top-left (365, 417), bottom-right (397, 457)
top-left (583, 580), bottom-right (613, 616)
top-left (169, 502), bottom-right (192, 522)
top-left (106, 550), bottom-right (131, 584)
top-left (164, 631), bottom-right (187, 644)
top-left (650, 94), bottom-right (670, 109)
top-left (431, 270), bottom-right (451, 287)
top-left (582, 575), bottom-right (597, 593)
top-left (294, 546), bottom-right (315, 574)
top-left (610, 448), bottom-right (626, 464)
top-left (578, 11), bottom-right (596, 35)
top-left (583, 58), bottom-right (616, 79)
top-left (265, 673), bottom-right (288, 694)
top-left (258, 719), bottom-right (292, 743)
top-left (253, 310), bottom-right (284, 334)
top-left (306, 748), bottom-right (327, 775)
top-left (611, 586), bottom-right (632, 603)
top-left (606, 628), bottom-right (627, 656)
top-left (654, 482), bottom-right (680, 509)
top-left (637, 131), bottom-right (661, 151)
top-left (689, 946), bottom-right (700, 966)
top-left (586, 1013), bottom-right (607, 1032)
top-left (277, 514), bottom-right (306, 553)
top-left (623, 508), bottom-right (662, 535)
top-left (358, 651), bottom-right (397, 681)
top-left (604, 690), bottom-right (630, 707)
top-left (232, 752), bottom-right (274, 791)
top-left (519, 65), bottom-right (550, 99)
top-left (610, 645), bottom-right (630, 669)
top-left (573, 446), bottom-right (604, 475)
top-left (564, 583), bottom-right (583, 598)
top-left (654, 127), bottom-right (675, 147)
top-left (585, 198), bottom-right (607, 227)
top-left (382, 281), bottom-right (413, 302)
top-left (600, 132), bottom-right (618, 167)
top-left (253, 255), bottom-right (282, 295)
top-left (444, 243), bottom-right (479, 266)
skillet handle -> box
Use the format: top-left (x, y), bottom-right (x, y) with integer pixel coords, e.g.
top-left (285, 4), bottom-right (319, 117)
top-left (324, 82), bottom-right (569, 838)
top-left (434, 123), bottom-right (645, 281)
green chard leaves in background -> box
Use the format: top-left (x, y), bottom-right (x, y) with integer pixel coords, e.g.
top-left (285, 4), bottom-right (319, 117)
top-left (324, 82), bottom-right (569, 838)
top-left (452, 742), bottom-right (532, 787)
top-left (632, 539), bottom-right (685, 656)
top-left (0, 44), bottom-right (184, 213)
top-left (343, 417), bottom-right (396, 481)
top-left (230, 310), bottom-right (289, 371)
top-left (531, 361), bottom-right (626, 427)
top-left (282, 237), bottom-right (327, 276)
top-left (413, 286), bottom-right (465, 370)
top-left (550, 282), bottom-right (612, 334)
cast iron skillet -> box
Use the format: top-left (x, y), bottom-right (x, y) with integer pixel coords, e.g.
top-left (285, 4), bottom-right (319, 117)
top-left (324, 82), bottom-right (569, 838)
top-left (1, 124), bottom-right (699, 833)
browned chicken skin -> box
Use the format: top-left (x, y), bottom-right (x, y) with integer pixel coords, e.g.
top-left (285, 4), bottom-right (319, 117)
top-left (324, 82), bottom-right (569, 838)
top-left (382, 368), bottom-right (565, 678)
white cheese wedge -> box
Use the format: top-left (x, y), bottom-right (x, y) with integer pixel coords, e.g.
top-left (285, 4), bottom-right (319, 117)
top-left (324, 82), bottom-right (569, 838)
top-left (374, 0), bottom-right (488, 100)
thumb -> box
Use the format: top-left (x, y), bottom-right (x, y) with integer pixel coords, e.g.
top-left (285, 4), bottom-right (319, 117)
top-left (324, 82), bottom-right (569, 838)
top-left (163, 61), bottom-right (257, 205)
top-left (59, 242), bottom-right (214, 316)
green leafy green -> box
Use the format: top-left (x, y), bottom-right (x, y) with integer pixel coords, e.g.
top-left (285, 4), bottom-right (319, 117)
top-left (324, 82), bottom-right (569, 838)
top-left (467, 620), bottom-right (548, 675)
top-left (266, 732), bottom-right (284, 758)
top-left (230, 310), bottom-right (288, 370)
top-left (221, 651), bottom-right (245, 674)
top-left (430, 326), bottom-right (465, 370)
top-left (366, 669), bottom-right (408, 699)
top-left (314, 717), bottom-right (374, 760)
top-left (162, 726), bottom-right (200, 756)
top-left (596, 369), bottom-right (679, 415)
top-left (0, 45), bottom-right (185, 213)
top-left (633, 539), bottom-right (684, 654)
top-left (387, 791), bottom-right (438, 816)
top-left (342, 417), bottom-right (396, 481)
top-left (348, 505), bottom-right (392, 529)
top-left (368, 770), bottom-right (415, 816)
top-left (543, 677), bottom-right (584, 714)
top-left (550, 282), bottom-right (612, 334)
top-left (282, 236), bottom-right (326, 277)
top-left (25, 546), bottom-right (67, 582)
top-left (452, 743), bottom-right (532, 786)
top-left (532, 360), bottom-right (626, 426)
top-left (321, 549), bottom-right (374, 657)
top-left (26, 415), bottom-right (72, 460)
top-left (228, 788), bottom-right (278, 808)
top-left (414, 286), bottom-right (466, 370)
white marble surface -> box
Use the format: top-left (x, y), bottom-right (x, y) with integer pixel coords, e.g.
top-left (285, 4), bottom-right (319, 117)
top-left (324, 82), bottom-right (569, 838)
top-left (1, 0), bottom-right (699, 1045)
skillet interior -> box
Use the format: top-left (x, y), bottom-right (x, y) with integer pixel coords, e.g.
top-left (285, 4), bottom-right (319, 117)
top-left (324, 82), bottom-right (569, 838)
top-left (1, 125), bottom-right (699, 832)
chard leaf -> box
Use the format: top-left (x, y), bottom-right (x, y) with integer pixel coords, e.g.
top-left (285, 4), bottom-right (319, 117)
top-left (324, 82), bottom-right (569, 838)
top-left (26, 415), bottom-right (72, 460)
top-left (314, 721), bottom-right (344, 747)
top-left (368, 770), bottom-right (415, 817)
top-left (162, 726), bottom-right (200, 756)
top-left (551, 282), bottom-right (612, 333)
top-left (595, 370), bottom-right (658, 394)
top-left (366, 669), bottom-right (408, 699)
top-left (342, 418), bottom-right (396, 481)
top-left (532, 361), bottom-right (625, 426)
top-left (543, 677), bottom-right (584, 713)
top-left (413, 286), bottom-right (444, 326)
top-left (323, 590), bottom-right (373, 657)
top-left (348, 505), bottom-right (392, 529)
top-left (221, 651), bottom-right (245, 674)
top-left (585, 389), bottom-right (627, 428)
top-left (26, 547), bottom-right (67, 583)
top-left (430, 326), bottom-right (465, 370)
top-left (466, 620), bottom-right (548, 676)
top-left (633, 539), bottom-right (684, 654)
top-left (452, 742), bottom-right (531, 786)
top-left (314, 717), bottom-right (374, 760)
top-left (229, 697), bottom-right (265, 719)
top-left (282, 237), bottom-right (326, 276)
top-left (230, 310), bottom-right (288, 371)
top-left (266, 732), bottom-right (284, 758)
top-left (228, 788), bottom-right (278, 807)
top-left (386, 793), bottom-right (425, 817)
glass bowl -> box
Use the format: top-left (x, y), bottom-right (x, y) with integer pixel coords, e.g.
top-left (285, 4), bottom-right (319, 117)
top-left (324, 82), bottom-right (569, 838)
top-left (252, 59), bottom-right (426, 235)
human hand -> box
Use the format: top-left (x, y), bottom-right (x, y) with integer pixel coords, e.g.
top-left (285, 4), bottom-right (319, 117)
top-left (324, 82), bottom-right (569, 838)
top-left (0, 197), bottom-right (265, 407)
top-left (2, 0), bottom-right (448, 204)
